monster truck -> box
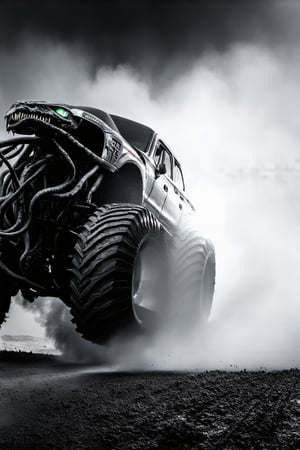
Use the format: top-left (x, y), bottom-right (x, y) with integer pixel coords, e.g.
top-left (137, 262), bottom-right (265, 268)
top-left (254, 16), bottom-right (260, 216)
top-left (0, 101), bottom-right (215, 342)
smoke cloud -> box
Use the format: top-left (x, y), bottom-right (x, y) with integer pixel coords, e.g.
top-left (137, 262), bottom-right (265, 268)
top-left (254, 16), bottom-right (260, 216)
top-left (0, 0), bottom-right (290, 78)
top-left (1, 11), bottom-right (300, 369)
top-left (15, 296), bottom-right (105, 362)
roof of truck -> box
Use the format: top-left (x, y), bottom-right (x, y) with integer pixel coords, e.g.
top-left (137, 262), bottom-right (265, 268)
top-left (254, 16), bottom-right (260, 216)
top-left (77, 106), bottom-right (154, 152)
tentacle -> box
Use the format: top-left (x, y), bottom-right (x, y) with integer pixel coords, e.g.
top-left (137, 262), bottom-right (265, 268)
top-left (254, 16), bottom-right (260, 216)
top-left (0, 139), bottom-right (77, 236)
top-left (0, 163), bottom-right (47, 219)
top-left (0, 258), bottom-right (47, 292)
top-left (0, 132), bottom-right (102, 291)
top-left (3, 144), bottom-right (25, 159)
top-left (0, 143), bottom-right (37, 196)
top-left (0, 148), bottom-right (20, 190)
top-left (28, 121), bottom-right (105, 166)
top-left (19, 232), bottom-right (30, 273)
top-left (52, 166), bottom-right (99, 199)
top-left (0, 136), bottom-right (40, 149)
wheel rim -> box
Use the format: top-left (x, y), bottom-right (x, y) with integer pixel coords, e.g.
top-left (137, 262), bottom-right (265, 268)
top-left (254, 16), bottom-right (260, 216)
top-left (132, 235), bottom-right (162, 327)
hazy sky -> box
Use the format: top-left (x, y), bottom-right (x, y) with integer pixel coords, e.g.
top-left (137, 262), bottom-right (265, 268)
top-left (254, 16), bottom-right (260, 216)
top-left (0, 1), bottom-right (300, 369)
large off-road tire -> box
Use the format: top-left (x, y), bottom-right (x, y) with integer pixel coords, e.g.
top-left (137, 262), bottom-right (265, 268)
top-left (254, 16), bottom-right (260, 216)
top-left (169, 224), bottom-right (216, 328)
top-left (69, 203), bottom-right (167, 343)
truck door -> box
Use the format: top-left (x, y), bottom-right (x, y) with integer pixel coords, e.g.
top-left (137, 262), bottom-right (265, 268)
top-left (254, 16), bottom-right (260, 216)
top-left (159, 147), bottom-right (182, 229)
top-left (147, 140), bottom-right (181, 229)
top-left (145, 143), bottom-right (168, 218)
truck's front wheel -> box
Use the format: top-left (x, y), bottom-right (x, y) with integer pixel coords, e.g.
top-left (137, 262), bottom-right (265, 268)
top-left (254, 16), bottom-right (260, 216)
top-left (69, 203), bottom-right (167, 343)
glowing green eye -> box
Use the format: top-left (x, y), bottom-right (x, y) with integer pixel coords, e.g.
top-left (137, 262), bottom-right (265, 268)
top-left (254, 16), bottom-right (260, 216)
top-left (55, 107), bottom-right (70, 118)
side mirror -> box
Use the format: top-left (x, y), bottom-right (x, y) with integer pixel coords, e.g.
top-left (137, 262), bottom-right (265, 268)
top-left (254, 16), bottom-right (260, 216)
top-left (155, 163), bottom-right (167, 178)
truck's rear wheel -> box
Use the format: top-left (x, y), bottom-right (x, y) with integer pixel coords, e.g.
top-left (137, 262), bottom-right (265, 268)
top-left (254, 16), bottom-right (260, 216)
top-left (69, 203), bottom-right (166, 343)
top-left (170, 227), bottom-right (216, 327)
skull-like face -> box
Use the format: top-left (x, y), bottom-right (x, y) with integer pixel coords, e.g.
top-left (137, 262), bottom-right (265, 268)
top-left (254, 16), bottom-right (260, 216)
top-left (5, 101), bottom-right (79, 135)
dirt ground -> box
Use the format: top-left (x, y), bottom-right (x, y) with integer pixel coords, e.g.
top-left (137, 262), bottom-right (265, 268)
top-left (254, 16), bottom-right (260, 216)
top-left (0, 351), bottom-right (299, 450)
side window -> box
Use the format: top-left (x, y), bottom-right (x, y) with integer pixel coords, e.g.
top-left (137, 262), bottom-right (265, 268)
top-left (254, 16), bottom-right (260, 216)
top-left (174, 161), bottom-right (185, 191)
top-left (153, 145), bottom-right (162, 166)
top-left (163, 150), bottom-right (172, 178)
top-left (153, 142), bottom-right (172, 179)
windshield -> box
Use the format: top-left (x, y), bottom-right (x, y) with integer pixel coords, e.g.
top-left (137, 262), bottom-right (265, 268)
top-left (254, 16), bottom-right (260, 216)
top-left (111, 115), bottom-right (154, 152)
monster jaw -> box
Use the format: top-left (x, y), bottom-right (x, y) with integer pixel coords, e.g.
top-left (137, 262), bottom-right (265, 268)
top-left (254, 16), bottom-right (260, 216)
top-left (8, 111), bottom-right (51, 124)
top-left (5, 102), bottom-right (77, 135)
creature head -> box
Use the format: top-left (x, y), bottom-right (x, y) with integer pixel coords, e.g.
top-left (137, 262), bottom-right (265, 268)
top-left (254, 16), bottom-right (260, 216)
top-left (5, 101), bottom-right (79, 136)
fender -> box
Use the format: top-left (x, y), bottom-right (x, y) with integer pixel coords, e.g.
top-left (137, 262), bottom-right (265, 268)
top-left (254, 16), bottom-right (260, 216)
top-left (92, 162), bottom-right (144, 206)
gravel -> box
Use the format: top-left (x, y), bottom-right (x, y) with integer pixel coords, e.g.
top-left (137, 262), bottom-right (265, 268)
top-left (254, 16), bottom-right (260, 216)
top-left (0, 351), bottom-right (299, 449)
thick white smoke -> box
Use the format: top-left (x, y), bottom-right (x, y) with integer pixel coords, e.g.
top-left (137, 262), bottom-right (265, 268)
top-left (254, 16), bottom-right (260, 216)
top-left (1, 39), bottom-right (300, 369)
